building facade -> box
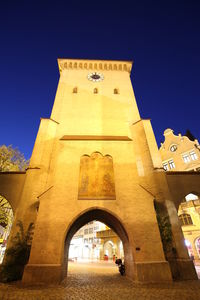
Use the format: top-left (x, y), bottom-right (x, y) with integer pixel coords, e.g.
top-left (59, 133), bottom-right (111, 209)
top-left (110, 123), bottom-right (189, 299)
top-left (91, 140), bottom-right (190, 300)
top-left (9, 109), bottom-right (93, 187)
top-left (0, 59), bottom-right (200, 284)
top-left (69, 221), bottom-right (104, 260)
top-left (159, 128), bottom-right (200, 263)
top-left (160, 128), bottom-right (200, 172)
top-left (69, 221), bottom-right (123, 261)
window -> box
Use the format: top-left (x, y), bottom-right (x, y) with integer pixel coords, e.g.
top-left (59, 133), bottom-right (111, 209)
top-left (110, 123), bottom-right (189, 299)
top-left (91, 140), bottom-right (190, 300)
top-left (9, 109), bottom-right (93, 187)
top-left (163, 163), bottom-right (169, 171)
top-left (89, 228), bottom-right (93, 234)
top-left (169, 160), bottom-right (175, 169)
top-left (179, 214), bottom-right (193, 226)
top-left (73, 87), bottom-right (78, 93)
top-left (170, 145), bottom-right (177, 152)
top-left (94, 238), bottom-right (100, 244)
top-left (89, 238), bottom-right (93, 244)
top-left (84, 238), bottom-right (88, 244)
top-left (84, 229), bottom-right (88, 234)
top-left (185, 193), bottom-right (198, 201)
top-left (114, 88), bottom-right (119, 94)
top-left (183, 154), bottom-right (190, 163)
top-left (190, 151), bottom-right (198, 161)
top-left (94, 88), bottom-right (98, 94)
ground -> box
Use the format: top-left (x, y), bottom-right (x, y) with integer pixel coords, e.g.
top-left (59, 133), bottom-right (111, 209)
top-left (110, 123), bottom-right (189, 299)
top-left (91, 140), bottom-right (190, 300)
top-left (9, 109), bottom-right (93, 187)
top-left (0, 261), bottom-right (200, 300)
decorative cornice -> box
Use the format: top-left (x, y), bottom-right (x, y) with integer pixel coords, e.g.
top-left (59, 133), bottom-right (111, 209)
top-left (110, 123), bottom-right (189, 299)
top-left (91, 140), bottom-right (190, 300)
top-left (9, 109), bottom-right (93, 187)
top-left (166, 171), bottom-right (200, 175)
top-left (60, 135), bottom-right (132, 141)
top-left (57, 59), bottom-right (133, 74)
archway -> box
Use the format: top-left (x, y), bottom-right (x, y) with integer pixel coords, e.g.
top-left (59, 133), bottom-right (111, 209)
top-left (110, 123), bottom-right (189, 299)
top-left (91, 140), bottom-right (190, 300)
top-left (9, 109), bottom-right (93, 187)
top-left (103, 240), bottom-right (114, 259)
top-left (63, 208), bottom-right (132, 280)
top-left (0, 194), bottom-right (13, 263)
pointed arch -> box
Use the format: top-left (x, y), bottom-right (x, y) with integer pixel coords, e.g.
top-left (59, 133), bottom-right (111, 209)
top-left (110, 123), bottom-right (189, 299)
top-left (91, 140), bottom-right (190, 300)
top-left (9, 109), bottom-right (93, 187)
top-left (63, 207), bottom-right (132, 280)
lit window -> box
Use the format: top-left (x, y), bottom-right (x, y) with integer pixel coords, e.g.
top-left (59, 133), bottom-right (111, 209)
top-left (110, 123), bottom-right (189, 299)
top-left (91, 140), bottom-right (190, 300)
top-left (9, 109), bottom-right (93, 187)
top-left (89, 238), bottom-right (93, 244)
top-left (183, 154), bottom-right (190, 163)
top-left (163, 163), bottom-right (169, 171)
top-left (94, 238), bottom-right (100, 244)
top-left (169, 160), bottom-right (175, 169)
top-left (185, 193), bottom-right (198, 201)
top-left (179, 214), bottom-right (193, 226)
top-left (89, 228), bottom-right (93, 234)
top-left (190, 151), bottom-right (198, 161)
top-left (170, 145), bottom-right (177, 152)
top-left (84, 238), bottom-right (88, 244)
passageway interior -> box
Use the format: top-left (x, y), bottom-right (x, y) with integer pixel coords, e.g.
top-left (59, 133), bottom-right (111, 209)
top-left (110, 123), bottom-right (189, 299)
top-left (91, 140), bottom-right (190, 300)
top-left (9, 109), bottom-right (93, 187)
top-left (68, 220), bottom-right (124, 275)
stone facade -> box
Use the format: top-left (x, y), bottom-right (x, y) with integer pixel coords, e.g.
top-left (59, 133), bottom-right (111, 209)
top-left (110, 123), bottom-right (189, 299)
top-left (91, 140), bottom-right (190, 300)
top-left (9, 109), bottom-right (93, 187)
top-left (0, 59), bottom-right (200, 284)
top-left (160, 128), bottom-right (200, 172)
top-left (159, 129), bottom-right (200, 263)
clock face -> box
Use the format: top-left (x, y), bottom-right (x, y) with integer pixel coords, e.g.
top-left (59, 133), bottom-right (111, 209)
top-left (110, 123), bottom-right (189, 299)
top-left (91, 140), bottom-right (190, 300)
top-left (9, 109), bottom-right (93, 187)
top-left (87, 72), bottom-right (104, 82)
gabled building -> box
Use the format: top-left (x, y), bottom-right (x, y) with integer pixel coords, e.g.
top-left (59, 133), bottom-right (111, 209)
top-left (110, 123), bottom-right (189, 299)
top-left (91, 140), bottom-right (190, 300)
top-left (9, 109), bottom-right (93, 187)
top-left (159, 129), bottom-right (200, 263)
top-left (160, 128), bottom-right (200, 172)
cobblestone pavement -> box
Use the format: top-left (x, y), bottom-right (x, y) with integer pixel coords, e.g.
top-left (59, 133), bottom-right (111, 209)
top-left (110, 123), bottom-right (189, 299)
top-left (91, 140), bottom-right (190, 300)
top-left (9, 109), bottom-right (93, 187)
top-left (0, 261), bottom-right (200, 300)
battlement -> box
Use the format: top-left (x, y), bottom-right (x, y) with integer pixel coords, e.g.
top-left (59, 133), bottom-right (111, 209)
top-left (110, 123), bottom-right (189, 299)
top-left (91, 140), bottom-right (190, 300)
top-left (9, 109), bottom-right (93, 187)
top-left (58, 58), bottom-right (133, 74)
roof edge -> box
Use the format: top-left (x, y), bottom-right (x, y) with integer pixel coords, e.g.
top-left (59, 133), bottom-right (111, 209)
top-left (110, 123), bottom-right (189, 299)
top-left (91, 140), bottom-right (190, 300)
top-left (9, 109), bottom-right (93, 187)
top-left (57, 58), bottom-right (133, 74)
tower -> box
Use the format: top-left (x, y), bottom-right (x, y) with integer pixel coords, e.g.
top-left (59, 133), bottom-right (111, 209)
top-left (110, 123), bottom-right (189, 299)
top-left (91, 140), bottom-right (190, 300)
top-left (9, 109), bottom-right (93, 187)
top-left (1, 59), bottom-right (198, 284)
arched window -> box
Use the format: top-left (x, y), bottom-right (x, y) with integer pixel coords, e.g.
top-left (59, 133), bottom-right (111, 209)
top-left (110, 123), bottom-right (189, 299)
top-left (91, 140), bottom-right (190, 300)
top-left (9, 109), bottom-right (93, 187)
top-left (179, 214), bottom-right (193, 226)
top-left (94, 88), bottom-right (98, 94)
top-left (73, 87), bottom-right (78, 93)
top-left (114, 88), bottom-right (119, 94)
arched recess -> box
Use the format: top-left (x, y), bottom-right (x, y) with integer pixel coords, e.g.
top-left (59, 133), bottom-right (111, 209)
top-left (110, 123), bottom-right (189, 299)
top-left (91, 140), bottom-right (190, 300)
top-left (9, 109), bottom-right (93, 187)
top-left (62, 208), bottom-right (133, 280)
top-left (0, 194), bottom-right (14, 263)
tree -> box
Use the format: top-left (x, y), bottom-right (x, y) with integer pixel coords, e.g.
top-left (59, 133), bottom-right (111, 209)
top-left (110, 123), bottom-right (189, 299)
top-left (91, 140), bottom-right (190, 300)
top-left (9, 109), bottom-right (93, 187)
top-left (0, 196), bottom-right (12, 228)
top-left (0, 220), bottom-right (34, 282)
top-left (0, 145), bottom-right (29, 248)
top-left (0, 145), bottom-right (29, 172)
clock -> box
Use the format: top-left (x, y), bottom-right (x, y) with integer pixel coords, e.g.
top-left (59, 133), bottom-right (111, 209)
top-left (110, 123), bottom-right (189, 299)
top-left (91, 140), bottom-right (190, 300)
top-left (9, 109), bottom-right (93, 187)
top-left (87, 72), bottom-right (104, 82)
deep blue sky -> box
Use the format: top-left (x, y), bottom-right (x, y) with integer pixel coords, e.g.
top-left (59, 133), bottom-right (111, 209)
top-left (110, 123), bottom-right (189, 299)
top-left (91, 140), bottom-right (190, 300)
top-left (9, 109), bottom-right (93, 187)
top-left (0, 1), bottom-right (200, 159)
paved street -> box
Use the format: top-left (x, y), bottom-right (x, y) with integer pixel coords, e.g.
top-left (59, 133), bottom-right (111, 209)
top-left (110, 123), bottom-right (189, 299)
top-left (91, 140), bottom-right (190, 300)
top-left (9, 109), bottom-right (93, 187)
top-left (0, 261), bottom-right (200, 300)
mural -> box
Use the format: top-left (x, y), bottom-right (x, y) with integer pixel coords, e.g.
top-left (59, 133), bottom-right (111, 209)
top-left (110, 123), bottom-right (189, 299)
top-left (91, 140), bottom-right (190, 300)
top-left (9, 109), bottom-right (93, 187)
top-left (78, 152), bottom-right (116, 200)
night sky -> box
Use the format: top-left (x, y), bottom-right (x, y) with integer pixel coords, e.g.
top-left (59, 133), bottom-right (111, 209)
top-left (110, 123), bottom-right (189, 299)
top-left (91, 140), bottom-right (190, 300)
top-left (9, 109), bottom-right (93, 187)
top-left (0, 1), bottom-right (200, 159)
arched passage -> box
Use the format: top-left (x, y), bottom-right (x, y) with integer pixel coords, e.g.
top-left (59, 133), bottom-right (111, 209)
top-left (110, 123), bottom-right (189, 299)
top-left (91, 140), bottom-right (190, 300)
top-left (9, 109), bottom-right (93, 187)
top-left (63, 208), bottom-right (133, 280)
top-left (0, 194), bottom-right (13, 263)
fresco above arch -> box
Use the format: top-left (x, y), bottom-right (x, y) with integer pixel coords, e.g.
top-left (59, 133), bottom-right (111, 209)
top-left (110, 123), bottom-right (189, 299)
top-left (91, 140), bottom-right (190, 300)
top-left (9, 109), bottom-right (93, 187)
top-left (78, 152), bottom-right (116, 200)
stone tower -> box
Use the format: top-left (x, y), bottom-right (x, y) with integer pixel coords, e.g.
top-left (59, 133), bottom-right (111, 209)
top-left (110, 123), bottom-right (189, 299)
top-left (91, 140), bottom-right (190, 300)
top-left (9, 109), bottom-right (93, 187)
top-left (0, 59), bottom-right (198, 284)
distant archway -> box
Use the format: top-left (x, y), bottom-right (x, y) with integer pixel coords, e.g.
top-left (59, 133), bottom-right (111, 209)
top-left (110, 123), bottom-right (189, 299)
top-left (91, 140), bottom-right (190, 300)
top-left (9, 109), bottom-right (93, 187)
top-left (103, 240), bottom-right (114, 259)
top-left (63, 208), bottom-right (132, 280)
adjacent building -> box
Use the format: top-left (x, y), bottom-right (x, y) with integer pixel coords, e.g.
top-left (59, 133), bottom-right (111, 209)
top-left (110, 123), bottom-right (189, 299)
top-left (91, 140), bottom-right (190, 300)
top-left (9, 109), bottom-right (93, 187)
top-left (159, 129), bottom-right (200, 263)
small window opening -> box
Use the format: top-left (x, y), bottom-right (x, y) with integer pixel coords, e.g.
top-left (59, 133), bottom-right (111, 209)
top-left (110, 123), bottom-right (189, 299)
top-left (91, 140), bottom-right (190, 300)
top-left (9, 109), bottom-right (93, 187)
top-left (73, 87), bottom-right (78, 93)
top-left (94, 88), bottom-right (98, 94)
top-left (114, 88), bottom-right (119, 94)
